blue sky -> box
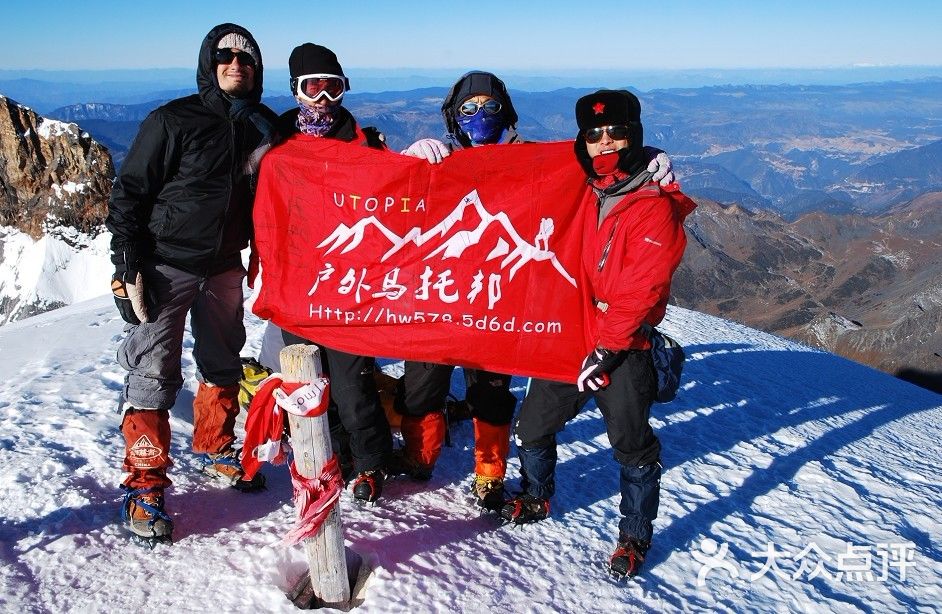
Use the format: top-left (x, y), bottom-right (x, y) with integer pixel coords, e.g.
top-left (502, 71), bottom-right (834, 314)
top-left (3, 0), bottom-right (941, 71)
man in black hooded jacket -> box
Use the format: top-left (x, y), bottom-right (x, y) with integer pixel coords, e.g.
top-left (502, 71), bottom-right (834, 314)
top-left (106, 23), bottom-right (277, 541)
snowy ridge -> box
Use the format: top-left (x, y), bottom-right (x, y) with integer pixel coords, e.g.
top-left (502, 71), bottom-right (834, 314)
top-left (0, 95), bottom-right (114, 326)
top-left (50, 181), bottom-right (89, 199)
top-left (36, 117), bottom-right (75, 139)
top-left (0, 299), bottom-right (939, 612)
top-left (0, 226), bottom-right (112, 325)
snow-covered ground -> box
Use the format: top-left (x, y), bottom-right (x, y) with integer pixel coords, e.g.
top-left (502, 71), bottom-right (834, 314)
top-left (0, 298), bottom-right (939, 612)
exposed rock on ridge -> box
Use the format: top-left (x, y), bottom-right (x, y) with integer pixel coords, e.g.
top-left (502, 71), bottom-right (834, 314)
top-left (0, 94), bottom-right (114, 239)
top-left (0, 94), bottom-right (114, 325)
top-left (673, 194), bottom-right (942, 392)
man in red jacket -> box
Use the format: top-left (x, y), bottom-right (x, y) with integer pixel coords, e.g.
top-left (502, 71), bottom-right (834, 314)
top-left (500, 89), bottom-right (696, 579)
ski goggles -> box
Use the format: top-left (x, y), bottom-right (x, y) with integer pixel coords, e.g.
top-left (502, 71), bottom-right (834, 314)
top-left (292, 73), bottom-right (349, 103)
top-left (584, 124), bottom-right (630, 144)
top-left (214, 48), bottom-right (257, 68)
top-left (458, 99), bottom-right (502, 116)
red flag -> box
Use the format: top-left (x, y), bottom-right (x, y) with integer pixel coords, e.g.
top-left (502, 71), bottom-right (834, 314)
top-left (252, 135), bottom-right (592, 383)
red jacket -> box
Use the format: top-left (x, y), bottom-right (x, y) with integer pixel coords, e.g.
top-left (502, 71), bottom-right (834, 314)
top-left (581, 181), bottom-right (696, 351)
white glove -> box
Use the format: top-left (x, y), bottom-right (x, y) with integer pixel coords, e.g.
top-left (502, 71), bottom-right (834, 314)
top-left (401, 138), bottom-right (450, 164)
top-left (647, 152), bottom-right (675, 186)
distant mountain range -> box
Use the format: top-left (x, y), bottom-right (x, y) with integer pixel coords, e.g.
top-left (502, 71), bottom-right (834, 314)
top-left (672, 193), bottom-right (942, 392)
top-left (36, 79), bottom-right (942, 217)
top-left (6, 65), bottom-right (942, 112)
top-left (48, 100), bottom-right (170, 167)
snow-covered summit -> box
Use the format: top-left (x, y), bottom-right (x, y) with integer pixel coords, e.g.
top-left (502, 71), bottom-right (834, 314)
top-left (0, 298), bottom-right (938, 612)
top-left (36, 116), bottom-right (84, 140)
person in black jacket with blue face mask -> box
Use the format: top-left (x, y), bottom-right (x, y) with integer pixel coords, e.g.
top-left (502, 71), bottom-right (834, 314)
top-left (443, 70), bottom-right (522, 147)
top-left (106, 23), bottom-right (278, 542)
top-left (391, 72), bottom-right (525, 511)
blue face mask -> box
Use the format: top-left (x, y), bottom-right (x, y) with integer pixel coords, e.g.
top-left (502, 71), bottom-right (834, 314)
top-left (456, 110), bottom-right (506, 146)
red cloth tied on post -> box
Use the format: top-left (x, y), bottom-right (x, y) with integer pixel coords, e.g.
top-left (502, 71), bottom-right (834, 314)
top-left (283, 455), bottom-right (344, 545)
top-left (242, 372), bottom-right (340, 544)
top-left (241, 375), bottom-right (331, 481)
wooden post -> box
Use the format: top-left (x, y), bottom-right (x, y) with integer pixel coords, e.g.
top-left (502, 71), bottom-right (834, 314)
top-left (280, 344), bottom-right (350, 606)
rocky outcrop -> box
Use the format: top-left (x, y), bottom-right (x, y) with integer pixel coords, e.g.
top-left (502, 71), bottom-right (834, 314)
top-left (0, 94), bottom-right (114, 239)
top-left (673, 194), bottom-right (942, 392)
top-left (0, 95), bottom-right (115, 325)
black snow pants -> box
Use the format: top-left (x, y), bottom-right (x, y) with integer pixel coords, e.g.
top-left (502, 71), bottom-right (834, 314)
top-left (513, 349), bottom-right (661, 541)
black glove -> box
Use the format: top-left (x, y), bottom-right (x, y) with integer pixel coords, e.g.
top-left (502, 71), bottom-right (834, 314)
top-left (577, 347), bottom-right (624, 392)
top-left (112, 272), bottom-right (148, 325)
top-left (111, 248), bottom-right (148, 325)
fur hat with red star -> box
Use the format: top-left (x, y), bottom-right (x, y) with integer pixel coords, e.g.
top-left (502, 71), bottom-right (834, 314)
top-left (574, 89), bottom-right (645, 179)
top-left (575, 89), bottom-right (640, 130)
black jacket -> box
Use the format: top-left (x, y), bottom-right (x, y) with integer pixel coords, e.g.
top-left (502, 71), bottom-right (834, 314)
top-left (107, 23), bottom-right (277, 276)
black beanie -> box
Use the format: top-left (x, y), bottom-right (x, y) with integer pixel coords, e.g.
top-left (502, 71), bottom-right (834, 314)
top-left (573, 89), bottom-right (645, 179)
top-left (289, 43), bottom-right (345, 78)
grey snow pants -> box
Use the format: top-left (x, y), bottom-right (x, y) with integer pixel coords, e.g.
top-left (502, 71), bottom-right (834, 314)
top-left (118, 261), bottom-right (246, 410)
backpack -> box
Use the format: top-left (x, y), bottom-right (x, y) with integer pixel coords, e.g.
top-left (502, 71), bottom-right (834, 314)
top-left (238, 357), bottom-right (274, 412)
top-left (645, 327), bottom-right (685, 403)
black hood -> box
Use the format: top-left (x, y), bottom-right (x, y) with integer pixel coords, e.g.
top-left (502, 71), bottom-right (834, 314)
top-left (197, 23), bottom-right (264, 115)
top-left (441, 71), bottom-right (518, 148)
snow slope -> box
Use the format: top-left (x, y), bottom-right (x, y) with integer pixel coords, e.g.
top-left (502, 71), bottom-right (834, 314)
top-left (0, 297), bottom-right (939, 613)
top-left (0, 226), bottom-right (112, 325)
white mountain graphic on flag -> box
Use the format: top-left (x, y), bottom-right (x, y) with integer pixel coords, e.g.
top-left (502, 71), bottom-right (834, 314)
top-left (317, 189), bottom-right (576, 286)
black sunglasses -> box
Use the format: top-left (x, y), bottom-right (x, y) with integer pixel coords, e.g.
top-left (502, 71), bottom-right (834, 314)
top-left (584, 125), bottom-right (630, 144)
top-left (459, 99), bottom-right (502, 116)
top-left (214, 48), bottom-right (256, 68)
